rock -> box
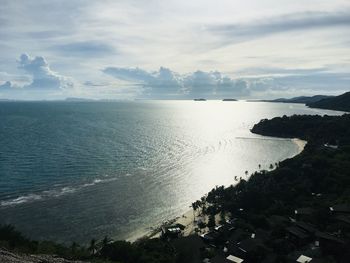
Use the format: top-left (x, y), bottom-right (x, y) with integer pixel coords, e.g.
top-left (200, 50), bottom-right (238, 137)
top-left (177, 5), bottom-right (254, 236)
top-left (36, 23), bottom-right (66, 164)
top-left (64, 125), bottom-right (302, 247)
top-left (0, 248), bottom-right (89, 263)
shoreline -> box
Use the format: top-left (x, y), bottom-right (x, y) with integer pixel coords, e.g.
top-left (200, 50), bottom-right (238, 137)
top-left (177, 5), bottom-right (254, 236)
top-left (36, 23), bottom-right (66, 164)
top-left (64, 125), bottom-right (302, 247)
top-left (131, 136), bottom-right (308, 243)
top-left (292, 138), bottom-right (307, 153)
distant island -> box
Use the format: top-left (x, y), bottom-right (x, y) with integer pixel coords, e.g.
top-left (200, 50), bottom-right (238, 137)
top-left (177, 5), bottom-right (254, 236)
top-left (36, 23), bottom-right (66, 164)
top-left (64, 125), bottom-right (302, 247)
top-left (194, 98), bottom-right (207, 101)
top-left (222, 99), bottom-right (237, 101)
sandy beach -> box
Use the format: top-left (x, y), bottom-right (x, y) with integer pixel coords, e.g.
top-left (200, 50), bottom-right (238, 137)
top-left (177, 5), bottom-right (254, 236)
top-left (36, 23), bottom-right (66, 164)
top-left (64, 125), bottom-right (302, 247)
top-left (292, 138), bottom-right (307, 153)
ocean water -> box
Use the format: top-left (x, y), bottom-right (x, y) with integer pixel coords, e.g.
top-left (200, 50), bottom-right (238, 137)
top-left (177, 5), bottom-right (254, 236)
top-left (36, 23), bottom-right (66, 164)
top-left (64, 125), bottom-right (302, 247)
top-left (0, 101), bottom-right (343, 243)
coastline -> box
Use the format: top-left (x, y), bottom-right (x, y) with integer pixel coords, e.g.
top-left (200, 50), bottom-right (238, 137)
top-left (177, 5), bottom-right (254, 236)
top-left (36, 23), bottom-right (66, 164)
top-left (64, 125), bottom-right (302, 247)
top-left (292, 138), bottom-right (307, 153)
top-left (131, 136), bottom-right (308, 243)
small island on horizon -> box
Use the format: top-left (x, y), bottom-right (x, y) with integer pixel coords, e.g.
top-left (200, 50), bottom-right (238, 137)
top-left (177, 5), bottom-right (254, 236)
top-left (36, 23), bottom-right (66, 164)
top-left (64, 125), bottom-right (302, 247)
top-left (222, 99), bottom-right (237, 101)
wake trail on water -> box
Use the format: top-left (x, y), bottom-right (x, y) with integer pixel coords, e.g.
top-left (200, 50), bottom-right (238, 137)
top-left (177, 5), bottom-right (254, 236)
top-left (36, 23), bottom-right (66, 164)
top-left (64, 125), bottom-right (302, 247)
top-left (0, 176), bottom-right (120, 207)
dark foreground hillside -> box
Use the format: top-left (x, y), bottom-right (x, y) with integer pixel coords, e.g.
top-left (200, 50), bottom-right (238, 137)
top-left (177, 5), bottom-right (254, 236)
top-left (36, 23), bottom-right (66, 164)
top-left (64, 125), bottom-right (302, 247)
top-left (1, 114), bottom-right (350, 263)
top-left (0, 248), bottom-right (87, 263)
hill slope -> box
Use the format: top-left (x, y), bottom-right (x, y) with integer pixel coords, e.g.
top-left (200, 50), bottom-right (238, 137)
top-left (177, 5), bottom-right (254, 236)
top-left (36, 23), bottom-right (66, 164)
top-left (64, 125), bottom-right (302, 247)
top-left (272, 95), bottom-right (332, 104)
top-left (261, 95), bottom-right (332, 104)
top-left (307, 91), bottom-right (350, 112)
top-left (0, 248), bottom-right (88, 263)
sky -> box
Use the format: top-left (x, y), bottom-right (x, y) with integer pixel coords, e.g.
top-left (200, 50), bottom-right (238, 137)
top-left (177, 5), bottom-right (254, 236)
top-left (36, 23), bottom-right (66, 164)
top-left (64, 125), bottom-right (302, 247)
top-left (0, 0), bottom-right (349, 100)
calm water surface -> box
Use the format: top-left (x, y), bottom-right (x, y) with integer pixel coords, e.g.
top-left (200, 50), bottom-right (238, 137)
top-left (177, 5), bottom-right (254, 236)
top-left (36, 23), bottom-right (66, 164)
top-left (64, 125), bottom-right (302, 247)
top-left (0, 101), bottom-right (343, 243)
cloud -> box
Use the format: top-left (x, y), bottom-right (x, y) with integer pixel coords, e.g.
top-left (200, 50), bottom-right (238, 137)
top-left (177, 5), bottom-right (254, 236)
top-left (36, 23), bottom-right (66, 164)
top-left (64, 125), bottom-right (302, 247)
top-left (208, 11), bottom-right (350, 45)
top-left (103, 67), bottom-right (156, 83)
top-left (104, 64), bottom-right (350, 99)
top-left (103, 66), bottom-right (250, 98)
top-left (242, 70), bottom-right (350, 98)
top-left (18, 54), bottom-right (73, 90)
top-left (0, 80), bottom-right (13, 90)
top-left (0, 54), bottom-right (76, 99)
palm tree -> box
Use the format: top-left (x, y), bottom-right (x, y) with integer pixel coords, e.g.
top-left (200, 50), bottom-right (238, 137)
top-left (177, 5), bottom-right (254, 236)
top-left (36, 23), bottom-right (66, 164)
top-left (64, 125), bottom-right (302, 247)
top-left (102, 235), bottom-right (111, 248)
top-left (70, 241), bottom-right (78, 256)
top-left (244, 170), bottom-right (248, 179)
top-left (191, 202), bottom-right (198, 222)
top-left (258, 164), bottom-right (261, 170)
top-left (88, 238), bottom-right (97, 255)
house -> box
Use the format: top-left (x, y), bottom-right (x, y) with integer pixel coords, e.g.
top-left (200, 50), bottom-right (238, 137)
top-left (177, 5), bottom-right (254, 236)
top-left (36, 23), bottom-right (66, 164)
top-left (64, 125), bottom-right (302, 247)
top-left (267, 215), bottom-right (289, 228)
top-left (226, 255), bottom-right (244, 263)
top-left (296, 254), bottom-right (312, 263)
top-left (234, 238), bottom-right (268, 261)
top-left (210, 254), bottom-right (244, 263)
top-left (200, 231), bottom-right (220, 244)
top-left (226, 229), bottom-right (249, 244)
top-left (294, 221), bottom-right (317, 235)
top-left (226, 218), bottom-right (238, 225)
top-left (286, 226), bottom-right (310, 245)
top-left (214, 225), bottom-right (224, 232)
top-left (334, 214), bottom-right (350, 227)
top-left (315, 231), bottom-right (345, 247)
top-left (323, 143), bottom-right (338, 149)
top-left (294, 208), bottom-right (315, 221)
top-left (330, 203), bottom-right (350, 215)
top-left (171, 235), bottom-right (206, 263)
top-left (161, 225), bottom-right (182, 238)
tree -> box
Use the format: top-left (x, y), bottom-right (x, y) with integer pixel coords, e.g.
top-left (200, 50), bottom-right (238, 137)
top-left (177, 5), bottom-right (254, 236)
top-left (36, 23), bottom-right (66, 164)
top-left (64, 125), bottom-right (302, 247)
top-left (88, 238), bottom-right (97, 255)
top-left (207, 215), bottom-right (215, 228)
top-left (191, 202), bottom-right (198, 222)
top-left (102, 235), bottom-right (111, 249)
top-left (70, 242), bottom-right (78, 255)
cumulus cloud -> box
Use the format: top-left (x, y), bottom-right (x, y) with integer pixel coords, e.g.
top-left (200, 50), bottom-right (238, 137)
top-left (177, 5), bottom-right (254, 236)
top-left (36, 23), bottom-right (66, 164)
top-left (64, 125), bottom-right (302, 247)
top-left (18, 54), bottom-right (73, 90)
top-left (183, 71), bottom-right (249, 97)
top-left (103, 67), bottom-right (251, 99)
top-left (0, 81), bottom-right (13, 89)
top-left (0, 54), bottom-right (76, 99)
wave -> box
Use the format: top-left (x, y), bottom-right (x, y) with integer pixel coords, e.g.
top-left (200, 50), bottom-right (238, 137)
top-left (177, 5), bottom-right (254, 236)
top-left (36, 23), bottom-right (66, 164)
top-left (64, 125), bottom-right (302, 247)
top-left (0, 194), bottom-right (43, 207)
top-left (0, 176), bottom-right (120, 208)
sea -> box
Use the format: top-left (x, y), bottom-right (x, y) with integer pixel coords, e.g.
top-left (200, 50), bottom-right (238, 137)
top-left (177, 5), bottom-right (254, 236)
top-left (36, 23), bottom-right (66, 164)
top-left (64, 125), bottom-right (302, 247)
top-left (0, 100), bottom-right (343, 244)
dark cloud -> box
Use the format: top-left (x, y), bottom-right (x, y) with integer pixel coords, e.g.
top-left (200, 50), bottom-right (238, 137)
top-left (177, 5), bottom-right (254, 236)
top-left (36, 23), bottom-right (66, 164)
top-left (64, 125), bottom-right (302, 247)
top-left (208, 11), bottom-right (350, 44)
